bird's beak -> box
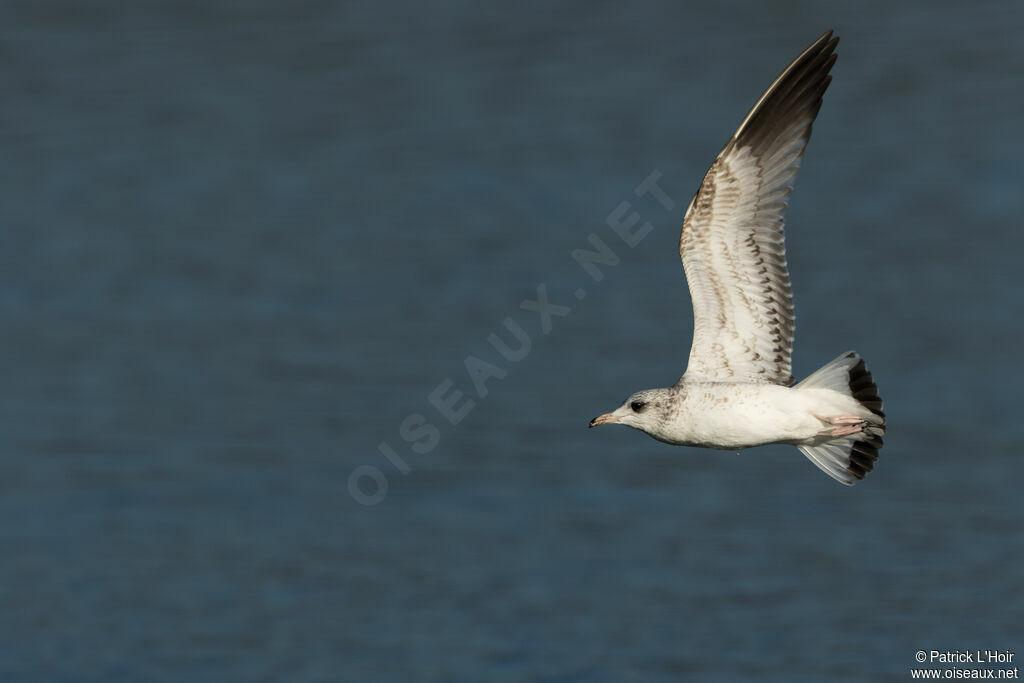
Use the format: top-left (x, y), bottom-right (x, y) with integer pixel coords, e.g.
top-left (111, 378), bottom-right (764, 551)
top-left (589, 413), bottom-right (619, 428)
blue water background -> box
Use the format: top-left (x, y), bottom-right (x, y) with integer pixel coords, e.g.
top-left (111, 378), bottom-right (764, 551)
top-left (1, 2), bottom-right (1022, 681)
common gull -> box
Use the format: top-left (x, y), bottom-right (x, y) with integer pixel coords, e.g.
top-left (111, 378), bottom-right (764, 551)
top-left (589, 31), bottom-right (885, 485)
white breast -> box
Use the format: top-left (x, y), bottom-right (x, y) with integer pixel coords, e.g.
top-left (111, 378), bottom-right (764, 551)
top-left (658, 382), bottom-right (826, 449)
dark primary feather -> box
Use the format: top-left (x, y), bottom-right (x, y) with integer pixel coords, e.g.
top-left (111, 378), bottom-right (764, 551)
top-left (731, 31), bottom-right (839, 155)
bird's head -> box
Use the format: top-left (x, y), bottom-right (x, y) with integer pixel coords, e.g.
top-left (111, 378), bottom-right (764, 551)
top-left (589, 387), bottom-right (679, 439)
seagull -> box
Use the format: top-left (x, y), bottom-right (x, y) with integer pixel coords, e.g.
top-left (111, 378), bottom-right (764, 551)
top-left (589, 31), bottom-right (885, 485)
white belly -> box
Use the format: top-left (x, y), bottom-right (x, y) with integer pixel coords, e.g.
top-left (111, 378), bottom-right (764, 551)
top-left (654, 382), bottom-right (858, 449)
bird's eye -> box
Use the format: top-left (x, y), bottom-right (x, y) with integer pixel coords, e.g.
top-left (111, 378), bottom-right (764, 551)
top-left (630, 401), bottom-right (647, 413)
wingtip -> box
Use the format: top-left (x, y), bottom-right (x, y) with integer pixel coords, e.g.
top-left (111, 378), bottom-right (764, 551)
top-left (816, 29), bottom-right (838, 47)
top-left (727, 29), bottom-right (840, 151)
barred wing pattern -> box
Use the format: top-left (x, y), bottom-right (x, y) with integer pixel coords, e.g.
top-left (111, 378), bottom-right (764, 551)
top-left (679, 31), bottom-right (838, 386)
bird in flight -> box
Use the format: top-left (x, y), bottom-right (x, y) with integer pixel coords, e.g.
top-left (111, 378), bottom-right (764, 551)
top-left (589, 31), bottom-right (885, 485)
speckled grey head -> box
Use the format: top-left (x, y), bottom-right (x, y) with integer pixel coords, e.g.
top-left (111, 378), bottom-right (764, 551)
top-left (589, 387), bottom-right (681, 439)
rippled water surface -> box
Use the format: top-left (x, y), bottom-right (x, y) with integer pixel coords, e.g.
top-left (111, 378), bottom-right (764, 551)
top-left (1, 2), bottom-right (1022, 681)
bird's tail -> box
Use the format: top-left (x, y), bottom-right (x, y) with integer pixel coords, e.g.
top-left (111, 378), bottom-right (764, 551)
top-left (794, 351), bottom-right (886, 486)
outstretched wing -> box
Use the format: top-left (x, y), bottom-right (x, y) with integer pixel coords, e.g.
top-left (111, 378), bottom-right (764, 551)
top-left (679, 31), bottom-right (838, 386)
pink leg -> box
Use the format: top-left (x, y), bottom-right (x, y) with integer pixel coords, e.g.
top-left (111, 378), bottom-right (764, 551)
top-left (822, 424), bottom-right (864, 437)
top-left (813, 414), bottom-right (866, 438)
top-left (821, 415), bottom-right (864, 425)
